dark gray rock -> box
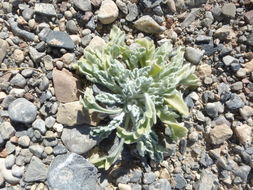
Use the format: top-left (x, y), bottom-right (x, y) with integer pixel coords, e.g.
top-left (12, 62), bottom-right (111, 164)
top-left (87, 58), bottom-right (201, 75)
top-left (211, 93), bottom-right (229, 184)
top-left (53, 144), bottom-right (67, 155)
top-left (8, 98), bottom-right (37, 124)
top-left (45, 31), bottom-right (75, 50)
top-left (205, 103), bottom-right (218, 118)
top-left (47, 153), bottom-right (99, 190)
top-left (73, 0), bottom-right (92, 11)
top-left (61, 125), bottom-right (97, 155)
top-left (185, 47), bottom-right (204, 64)
top-left (10, 74), bottom-right (26, 88)
top-left (225, 94), bottom-right (245, 110)
top-left (34, 3), bottom-right (57, 16)
top-left (7, 18), bottom-right (36, 41)
top-left (174, 174), bottom-right (187, 189)
top-left (24, 157), bottom-right (48, 182)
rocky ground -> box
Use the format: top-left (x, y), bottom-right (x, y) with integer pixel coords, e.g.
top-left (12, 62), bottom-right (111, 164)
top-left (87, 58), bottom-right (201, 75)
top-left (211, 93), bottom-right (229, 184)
top-left (0, 0), bottom-right (253, 189)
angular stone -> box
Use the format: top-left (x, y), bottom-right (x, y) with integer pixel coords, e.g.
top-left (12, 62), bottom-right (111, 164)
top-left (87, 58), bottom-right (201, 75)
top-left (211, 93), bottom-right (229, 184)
top-left (185, 47), bottom-right (204, 64)
top-left (134, 15), bottom-right (165, 34)
top-left (8, 98), bottom-right (37, 124)
top-left (61, 125), bottom-right (97, 154)
top-left (45, 31), bottom-right (75, 50)
top-left (24, 157), bottom-right (48, 182)
top-left (239, 106), bottom-right (253, 121)
top-left (13, 49), bottom-right (24, 64)
top-left (57, 101), bottom-right (99, 126)
top-left (234, 124), bottom-right (252, 145)
top-left (245, 10), bottom-right (253, 25)
top-left (47, 153), bottom-right (99, 190)
top-left (195, 170), bottom-right (216, 190)
top-left (214, 25), bottom-right (236, 41)
top-left (52, 68), bottom-right (80, 103)
top-left (209, 124), bottom-right (233, 145)
top-left (0, 122), bottom-right (15, 140)
top-left (0, 158), bottom-right (19, 185)
top-left (225, 94), bottom-right (245, 110)
top-left (181, 8), bottom-right (200, 28)
top-left (34, 3), bottom-right (56, 16)
top-left (86, 36), bottom-right (106, 51)
top-left (98, 0), bottom-right (119, 24)
top-left (221, 3), bottom-right (236, 18)
top-left (9, 73), bottom-right (26, 88)
top-left (245, 59), bottom-right (253, 73)
top-left (0, 39), bottom-right (9, 63)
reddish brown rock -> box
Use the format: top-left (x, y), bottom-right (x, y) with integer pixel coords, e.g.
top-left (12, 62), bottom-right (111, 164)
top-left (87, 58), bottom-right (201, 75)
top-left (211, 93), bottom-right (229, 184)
top-left (52, 68), bottom-right (81, 103)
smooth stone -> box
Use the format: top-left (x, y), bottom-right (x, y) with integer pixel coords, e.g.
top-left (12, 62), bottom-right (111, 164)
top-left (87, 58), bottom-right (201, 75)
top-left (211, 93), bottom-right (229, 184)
top-left (5, 154), bottom-right (15, 169)
top-left (17, 136), bottom-right (30, 148)
top-left (47, 153), bottom-right (99, 190)
top-left (24, 157), bottom-right (48, 182)
top-left (9, 88), bottom-right (25, 97)
top-left (239, 106), bottom-right (253, 121)
top-left (244, 10), bottom-right (253, 25)
top-left (234, 124), bottom-right (252, 145)
top-left (29, 144), bottom-right (44, 158)
top-left (174, 174), bottom-right (187, 189)
top-left (13, 49), bottom-right (24, 64)
top-left (8, 98), bottom-right (37, 124)
top-left (225, 94), bottom-right (245, 110)
top-left (0, 158), bottom-right (20, 184)
top-left (11, 165), bottom-right (24, 178)
top-left (61, 125), bottom-right (97, 154)
top-left (9, 73), bottom-right (26, 88)
top-left (185, 47), bottom-right (204, 64)
top-left (32, 119), bottom-right (46, 135)
top-left (134, 15), bottom-right (165, 34)
top-left (29, 46), bottom-right (45, 63)
top-left (73, 0), bottom-right (92, 11)
top-left (126, 3), bottom-right (138, 22)
top-left (45, 31), bottom-right (75, 50)
top-left (222, 3), bottom-right (236, 18)
top-left (0, 39), bottom-right (9, 63)
top-left (98, 0), bottom-right (119, 24)
top-left (245, 59), bottom-right (253, 73)
top-left (22, 8), bottom-right (34, 21)
top-left (86, 36), bottom-right (106, 51)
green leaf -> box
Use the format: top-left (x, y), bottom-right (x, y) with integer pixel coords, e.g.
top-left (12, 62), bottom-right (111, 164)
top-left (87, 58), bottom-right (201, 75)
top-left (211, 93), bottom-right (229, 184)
top-left (164, 122), bottom-right (188, 140)
top-left (164, 91), bottom-right (189, 116)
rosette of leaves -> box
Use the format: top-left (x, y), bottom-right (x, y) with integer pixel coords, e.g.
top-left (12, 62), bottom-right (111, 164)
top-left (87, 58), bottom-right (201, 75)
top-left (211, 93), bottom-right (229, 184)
top-left (73, 26), bottom-right (200, 170)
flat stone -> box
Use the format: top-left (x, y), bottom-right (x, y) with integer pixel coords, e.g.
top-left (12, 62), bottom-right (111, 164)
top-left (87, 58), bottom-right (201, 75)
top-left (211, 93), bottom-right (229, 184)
top-left (134, 15), bottom-right (165, 34)
top-left (8, 98), bottom-right (37, 124)
top-left (53, 68), bottom-right (80, 103)
top-left (0, 122), bottom-right (16, 140)
top-left (45, 31), bottom-right (75, 50)
top-left (24, 157), bottom-right (48, 182)
top-left (29, 46), bottom-right (45, 63)
top-left (47, 153), bottom-right (99, 190)
top-left (181, 8), bottom-right (200, 28)
top-left (222, 3), bottom-right (236, 18)
top-left (57, 101), bottom-right (98, 126)
top-left (73, 0), bottom-right (92, 11)
top-left (185, 47), bottom-right (204, 64)
top-left (205, 103), bottom-right (218, 118)
top-left (126, 3), bottom-right (138, 22)
top-left (98, 0), bottom-right (119, 24)
top-left (234, 124), bottom-right (252, 145)
top-left (61, 125), bottom-right (97, 154)
top-left (0, 39), bottom-right (9, 63)
top-left (34, 3), bottom-right (57, 16)
top-left (209, 124), bottom-right (233, 145)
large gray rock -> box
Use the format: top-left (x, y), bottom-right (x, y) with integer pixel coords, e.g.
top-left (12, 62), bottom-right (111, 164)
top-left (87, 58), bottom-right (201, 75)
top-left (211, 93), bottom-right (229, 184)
top-left (24, 157), bottom-right (48, 182)
top-left (8, 98), bottom-right (37, 124)
top-left (47, 153), bottom-right (99, 190)
top-left (61, 125), bottom-right (97, 154)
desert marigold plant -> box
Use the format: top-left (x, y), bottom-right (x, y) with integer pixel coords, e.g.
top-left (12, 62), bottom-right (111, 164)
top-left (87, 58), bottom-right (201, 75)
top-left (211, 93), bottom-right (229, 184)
top-left (73, 26), bottom-right (200, 170)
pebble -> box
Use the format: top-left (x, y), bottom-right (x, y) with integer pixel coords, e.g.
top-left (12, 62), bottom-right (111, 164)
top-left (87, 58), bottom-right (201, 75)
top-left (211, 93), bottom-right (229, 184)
top-left (143, 172), bottom-right (156, 184)
top-left (126, 3), bottom-right (138, 22)
top-left (116, 0), bottom-right (128, 15)
top-left (0, 158), bottom-right (20, 184)
top-left (209, 124), bottom-right (233, 145)
top-left (10, 73), bottom-right (26, 88)
top-left (17, 136), bottom-right (30, 148)
top-left (52, 123), bottom-right (63, 133)
top-left (234, 124), bottom-right (252, 145)
top-left (86, 36), bottom-right (106, 51)
top-left (29, 144), bottom-right (44, 158)
top-left (32, 119), bottom-right (46, 135)
top-left (24, 157), bottom-right (48, 182)
top-left (244, 10), bottom-right (253, 25)
top-left (66, 20), bottom-right (79, 34)
top-left (11, 165), bottom-right (24, 178)
top-left (44, 147), bottom-right (53, 155)
top-left (214, 25), bottom-right (236, 41)
top-left (196, 170), bottom-right (216, 190)
top-left (225, 94), bottom-right (245, 110)
top-left (98, 0), bottom-right (119, 24)
top-left (22, 8), bottom-right (34, 21)
top-left (222, 3), bottom-right (236, 18)
top-left (174, 174), bottom-right (187, 189)
top-left (53, 144), bottom-right (67, 155)
top-left (239, 106), bottom-right (253, 120)
top-left (222, 55), bottom-right (238, 66)
top-left (245, 59), bottom-right (253, 73)
top-left (0, 39), bottom-right (9, 63)
top-left (61, 125), bottom-right (97, 154)
top-left (0, 122), bottom-right (15, 140)
top-left (73, 0), bottom-right (92, 11)
top-left (9, 88), bottom-right (25, 97)
top-left (29, 46), bottom-right (45, 63)
top-left (61, 53), bottom-right (75, 65)
top-left (47, 153), bottom-right (98, 190)
top-left (185, 47), bottom-right (204, 64)
top-left (205, 103), bottom-right (219, 118)
top-left (42, 55), bottom-right (53, 71)
top-left (52, 68), bottom-right (80, 103)
top-left (233, 165), bottom-right (251, 182)
top-left (181, 8), bottom-right (200, 28)
top-left (5, 154), bottom-right (15, 169)
top-left (34, 3), bottom-right (57, 16)
top-left (13, 49), bottom-right (25, 64)
top-left (134, 15), bottom-right (165, 34)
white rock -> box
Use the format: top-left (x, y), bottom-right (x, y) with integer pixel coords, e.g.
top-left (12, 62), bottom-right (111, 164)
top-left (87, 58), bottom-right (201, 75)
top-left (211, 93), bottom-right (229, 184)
top-left (98, 0), bottom-right (119, 24)
top-left (0, 158), bottom-right (20, 184)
